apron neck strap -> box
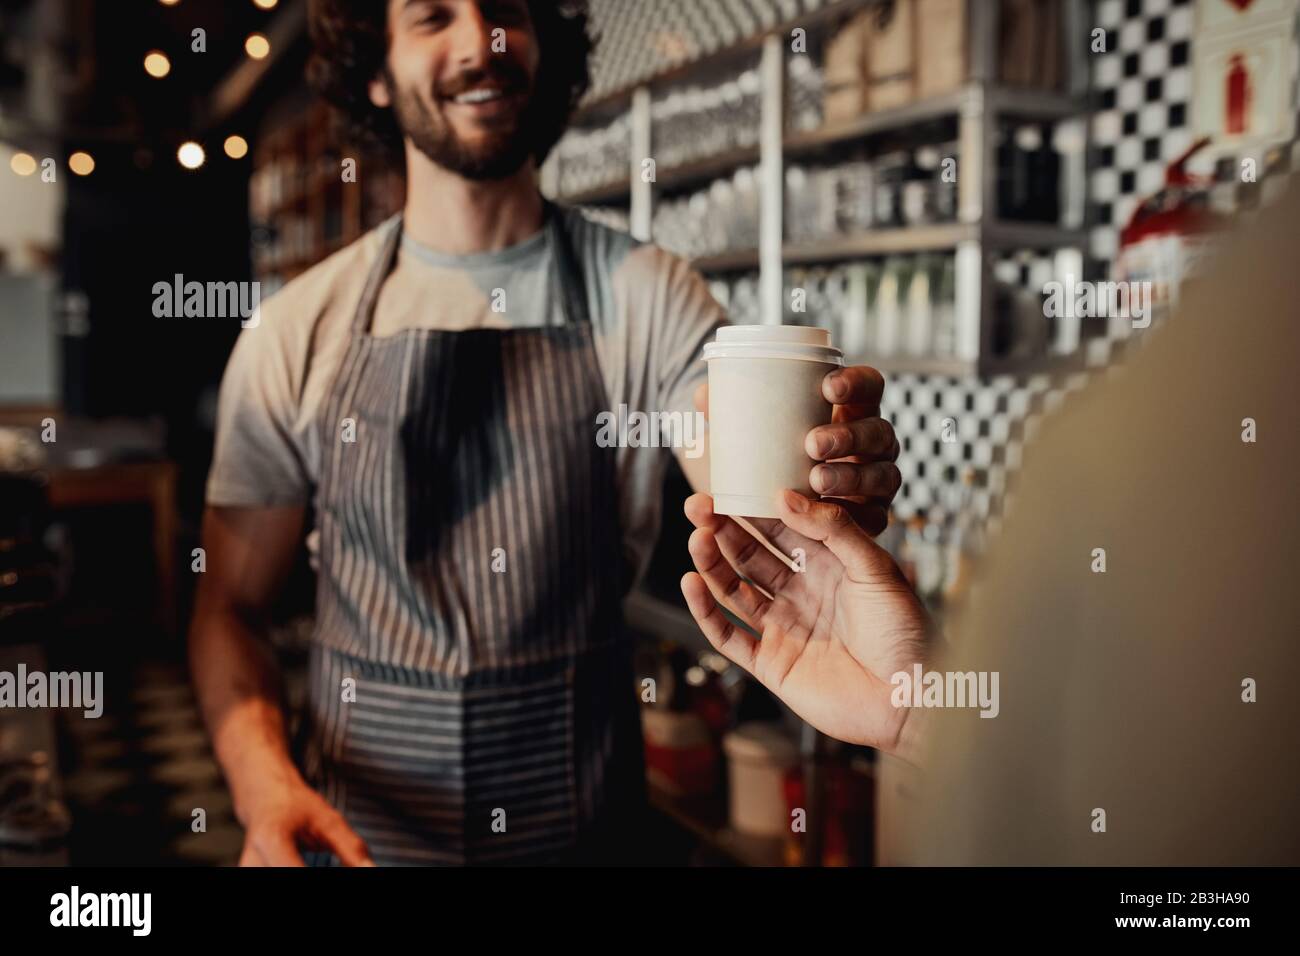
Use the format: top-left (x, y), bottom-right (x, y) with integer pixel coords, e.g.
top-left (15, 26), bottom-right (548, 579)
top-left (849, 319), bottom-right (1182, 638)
top-left (352, 198), bottom-right (589, 335)
top-left (543, 199), bottom-right (591, 328)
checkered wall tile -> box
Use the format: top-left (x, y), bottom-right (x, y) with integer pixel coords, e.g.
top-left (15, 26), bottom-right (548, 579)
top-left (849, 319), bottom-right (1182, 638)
top-left (1089, 0), bottom-right (1300, 270)
top-left (879, 370), bottom-right (1095, 524)
top-left (1088, 0), bottom-right (1200, 266)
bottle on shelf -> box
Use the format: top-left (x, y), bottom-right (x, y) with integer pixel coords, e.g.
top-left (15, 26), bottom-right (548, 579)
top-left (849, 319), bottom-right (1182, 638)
top-left (931, 256), bottom-right (958, 358)
top-left (872, 151), bottom-right (910, 229)
top-left (875, 255), bottom-right (910, 359)
top-left (905, 254), bottom-right (934, 357)
top-left (841, 260), bottom-right (876, 361)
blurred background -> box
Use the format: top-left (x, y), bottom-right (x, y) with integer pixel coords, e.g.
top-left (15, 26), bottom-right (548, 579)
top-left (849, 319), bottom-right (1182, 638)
top-left (0, 0), bottom-right (1296, 866)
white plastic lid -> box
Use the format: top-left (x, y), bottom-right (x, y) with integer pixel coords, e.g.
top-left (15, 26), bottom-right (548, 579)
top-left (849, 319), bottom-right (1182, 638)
top-left (702, 325), bottom-right (844, 365)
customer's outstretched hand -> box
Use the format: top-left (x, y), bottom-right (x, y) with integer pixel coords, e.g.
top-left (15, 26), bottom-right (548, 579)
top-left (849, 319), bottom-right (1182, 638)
top-left (681, 490), bottom-right (933, 761)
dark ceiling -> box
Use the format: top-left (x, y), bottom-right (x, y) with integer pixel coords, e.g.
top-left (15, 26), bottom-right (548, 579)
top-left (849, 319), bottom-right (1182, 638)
top-left (0, 0), bottom-right (308, 154)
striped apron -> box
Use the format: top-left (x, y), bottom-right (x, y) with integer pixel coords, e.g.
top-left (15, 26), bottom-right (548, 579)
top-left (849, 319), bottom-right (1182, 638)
top-left (299, 204), bottom-right (644, 865)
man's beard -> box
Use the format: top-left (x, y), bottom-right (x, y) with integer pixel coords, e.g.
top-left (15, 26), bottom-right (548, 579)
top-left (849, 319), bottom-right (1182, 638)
top-left (388, 69), bottom-right (537, 181)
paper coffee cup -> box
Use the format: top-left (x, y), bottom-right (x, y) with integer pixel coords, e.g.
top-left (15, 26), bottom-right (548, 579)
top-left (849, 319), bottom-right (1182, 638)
top-left (703, 325), bottom-right (844, 519)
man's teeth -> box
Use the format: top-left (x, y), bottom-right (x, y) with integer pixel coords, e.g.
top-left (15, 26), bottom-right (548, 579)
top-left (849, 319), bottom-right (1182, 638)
top-left (454, 88), bottom-right (505, 104)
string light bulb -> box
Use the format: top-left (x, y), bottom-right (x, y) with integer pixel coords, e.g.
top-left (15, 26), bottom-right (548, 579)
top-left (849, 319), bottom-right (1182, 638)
top-left (245, 34), bottom-right (270, 59)
top-left (177, 141), bottom-right (206, 170)
top-left (144, 51), bottom-right (171, 78)
top-left (224, 135), bottom-right (249, 160)
top-left (68, 152), bottom-right (95, 176)
top-left (10, 153), bottom-right (37, 176)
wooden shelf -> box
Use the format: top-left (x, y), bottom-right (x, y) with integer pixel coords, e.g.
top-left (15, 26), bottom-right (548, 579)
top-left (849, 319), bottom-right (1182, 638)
top-left (564, 144), bottom-right (761, 207)
top-left (792, 84), bottom-right (1084, 153)
top-left (785, 94), bottom-right (964, 159)
top-left (699, 233), bottom-right (975, 274)
top-left (785, 224), bottom-right (976, 261)
top-left (983, 221), bottom-right (1087, 250)
top-left (688, 221), bottom-right (1086, 272)
top-left (563, 178), bottom-right (632, 206)
top-left (656, 143), bottom-right (761, 193)
top-left (560, 84), bottom-right (1086, 207)
top-left (690, 247), bottom-right (761, 273)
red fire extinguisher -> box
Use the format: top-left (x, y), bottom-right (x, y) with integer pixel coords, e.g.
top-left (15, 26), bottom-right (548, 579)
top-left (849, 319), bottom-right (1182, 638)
top-left (1114, 137), bottom-right (1230, 332)
top-left (1226, 54), bottom-right (1252, 135)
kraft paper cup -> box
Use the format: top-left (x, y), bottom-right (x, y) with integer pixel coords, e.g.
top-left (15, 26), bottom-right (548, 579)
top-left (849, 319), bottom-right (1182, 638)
top-left (704, 325), bottom-right (844, 520)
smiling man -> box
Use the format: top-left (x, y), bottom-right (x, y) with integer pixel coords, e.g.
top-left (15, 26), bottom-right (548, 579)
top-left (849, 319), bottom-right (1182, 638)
top-left (191, 0), bottom-right (903, 866)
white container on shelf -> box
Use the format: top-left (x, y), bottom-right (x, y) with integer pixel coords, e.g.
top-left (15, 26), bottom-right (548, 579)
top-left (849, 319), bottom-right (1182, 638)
top-left (875, 256), bottom-right (908, 359)
top-left (906, 255), bottom-right (934, 357)
top-left (723, 722), bottom-right (800, 837)
top-left (841, 262), bottom-right (873, 360)
top-left (932, 257), bottom-right (958, 358)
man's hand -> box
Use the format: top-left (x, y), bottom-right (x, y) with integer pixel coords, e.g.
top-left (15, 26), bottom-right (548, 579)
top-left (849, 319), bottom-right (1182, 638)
top-left (680, 489), bottom-right (933, 760)
top-left (693, 365), bottom-right (900, 534)
top-left (237, 766), bottom-right (375, 867)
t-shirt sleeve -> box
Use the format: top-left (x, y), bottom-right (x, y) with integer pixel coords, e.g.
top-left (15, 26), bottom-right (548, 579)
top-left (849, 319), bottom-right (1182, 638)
top-left (648, 250), bottom-right (729, 418)
top-left (205, 304), bottom-right (313, 507)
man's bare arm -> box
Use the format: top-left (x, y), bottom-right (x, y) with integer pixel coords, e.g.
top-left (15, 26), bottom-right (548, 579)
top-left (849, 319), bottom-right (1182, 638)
top-left (189, 505), bottom-right (371, 865)
top-left (189, 506), bottom-right (305, 818)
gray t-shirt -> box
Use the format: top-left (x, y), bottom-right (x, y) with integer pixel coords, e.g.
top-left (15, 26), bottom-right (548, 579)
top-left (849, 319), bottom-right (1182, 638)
top-left (207, 207), bottom-right (726, 583)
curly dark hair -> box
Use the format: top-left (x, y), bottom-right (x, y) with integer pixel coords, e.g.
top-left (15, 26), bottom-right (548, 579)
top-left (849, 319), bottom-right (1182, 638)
top-left (307, 0), bottom-right (593, 166)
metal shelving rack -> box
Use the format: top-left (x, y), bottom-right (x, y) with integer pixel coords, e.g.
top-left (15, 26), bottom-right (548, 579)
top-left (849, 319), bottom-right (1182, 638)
top-left (544, 0), bottom-right (1095, 379)
top-left (567, 0), bottom-right (1097, 866)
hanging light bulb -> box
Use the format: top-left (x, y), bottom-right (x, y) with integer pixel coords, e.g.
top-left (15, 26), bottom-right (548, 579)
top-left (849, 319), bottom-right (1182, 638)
top-left (178, 141), bottom-right (206, 170)
top-left (10, 153), bottom-right (38, 176)
top-left (68, 152), bottom-right (95, 176)
top-left (245, 34), bottom-right (271, 60)
top-left (144, 51), bottom-right (171, 78)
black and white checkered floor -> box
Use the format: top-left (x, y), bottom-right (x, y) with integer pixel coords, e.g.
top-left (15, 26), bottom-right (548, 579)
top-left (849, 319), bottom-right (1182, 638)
top-left (56, 655), bottom-right (244, 866)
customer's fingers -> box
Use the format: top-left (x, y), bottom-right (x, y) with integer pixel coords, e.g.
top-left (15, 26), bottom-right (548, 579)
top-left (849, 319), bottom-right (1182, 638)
top-left (684, 492), bottom-right (814, 570)
top-left (693, 381), bottom-right (709, 421)
top-left (687, 528), bottom-right (772, 631)
top-left (806, 416), bottom-right (898, 463)
top-left (777, 490), bottom-right (895, 583)
top-left (680, 572), bottom-right (758, 673)
top-left (811, 461), bottom-right (902, 500)
top-left (684, 494), bottom-right (797, 595)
